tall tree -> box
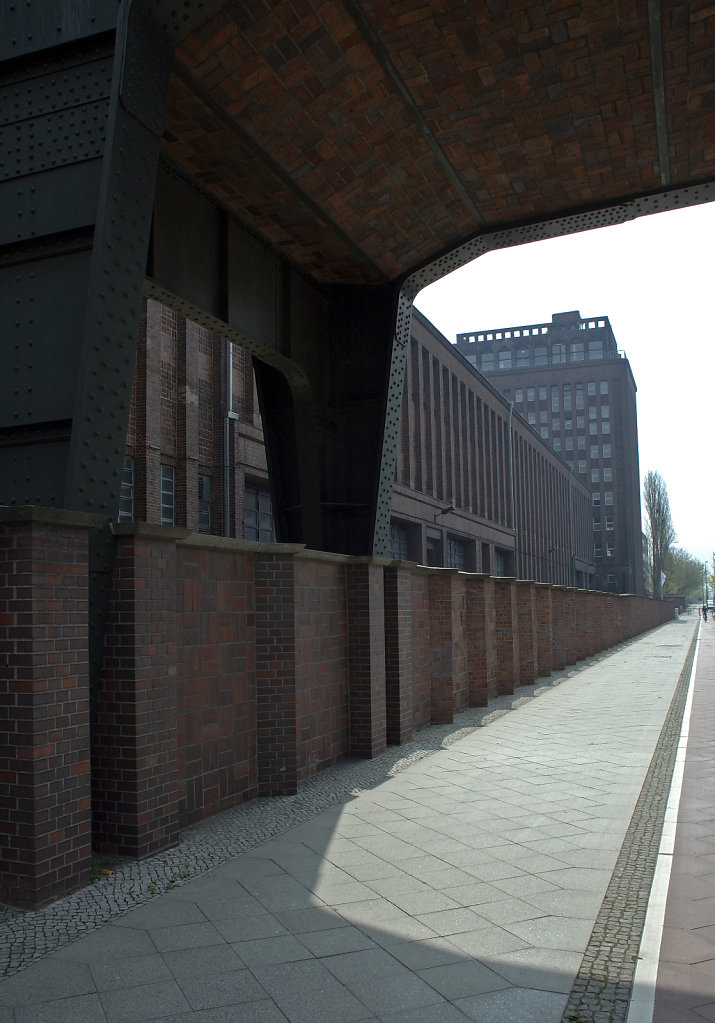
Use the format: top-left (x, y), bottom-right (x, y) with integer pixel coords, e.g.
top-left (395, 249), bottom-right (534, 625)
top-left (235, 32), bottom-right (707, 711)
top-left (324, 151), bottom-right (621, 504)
top-left (663, 547), bottom-right (705, 601)
top-left (643, 470), bottom-right (676, 598)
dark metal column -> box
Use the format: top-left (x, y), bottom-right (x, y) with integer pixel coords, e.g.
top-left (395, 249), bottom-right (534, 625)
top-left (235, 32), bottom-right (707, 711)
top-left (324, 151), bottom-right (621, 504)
top-left (0, 1), bottom-right (220, 516)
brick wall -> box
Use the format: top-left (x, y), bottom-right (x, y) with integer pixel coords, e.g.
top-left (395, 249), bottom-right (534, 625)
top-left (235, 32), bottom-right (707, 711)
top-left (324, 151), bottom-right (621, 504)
top-left (0, 509), bottom-right (98, 907)
top-left (494, 576), bottom-right (519, 695)
top-left (295, 555), bottom-right (349, 776)
top-left (346, 561), bottom-right (387, 758)
top-left (466, 574), bottom-right (497, 704)
top-left (410, 571), bottom-right (433, 730)
top-left (177, 538), bottom-right (256, 823)
top-left (384, 564), bottom-right (415, 744)
top-left (4, 519), bottom-right (677, 906)
top-left (93, 527), bottom-right (181, 857)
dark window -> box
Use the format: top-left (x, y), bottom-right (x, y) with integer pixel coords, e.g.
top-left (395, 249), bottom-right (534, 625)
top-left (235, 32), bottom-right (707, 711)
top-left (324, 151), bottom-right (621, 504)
top-left (160, 464), bottom-right (175, 526)
top-left (198, 475), bottom-right (211, 534)
top-left (245, 484), bottom-right (275, 542)
top-left (447, 538), bottom-right (466, 570)
top-left (390, 523), bottom-right (410, 560)
top-left (117, 456), bottom-right (134, 522)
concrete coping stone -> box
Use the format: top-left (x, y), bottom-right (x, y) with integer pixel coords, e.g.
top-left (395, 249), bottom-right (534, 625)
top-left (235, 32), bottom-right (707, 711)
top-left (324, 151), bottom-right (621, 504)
top-left (112, 522), bottom-right (192, 540)
top-left (0, 505), bottom-right (107, 528)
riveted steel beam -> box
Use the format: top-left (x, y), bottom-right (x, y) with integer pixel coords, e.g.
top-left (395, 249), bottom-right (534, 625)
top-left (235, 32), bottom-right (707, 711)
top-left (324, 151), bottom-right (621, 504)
top-left (0, 1), bottom-right (223, 516)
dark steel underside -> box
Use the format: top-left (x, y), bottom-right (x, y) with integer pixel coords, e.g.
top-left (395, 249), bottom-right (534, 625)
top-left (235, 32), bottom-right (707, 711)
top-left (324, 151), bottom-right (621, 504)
top-left (1, 0), bottom-right (713, 555)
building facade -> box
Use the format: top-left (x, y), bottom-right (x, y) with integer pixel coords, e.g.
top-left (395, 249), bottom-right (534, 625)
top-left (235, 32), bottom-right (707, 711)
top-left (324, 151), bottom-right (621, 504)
top-left (120, 300), bottom-right (275, 543)
top-left (391, 313), bottom-right (594, 586)
top-left (120, 301), bottom-right (595, 589)
top-left (455, 310), bottom-right (643, 594)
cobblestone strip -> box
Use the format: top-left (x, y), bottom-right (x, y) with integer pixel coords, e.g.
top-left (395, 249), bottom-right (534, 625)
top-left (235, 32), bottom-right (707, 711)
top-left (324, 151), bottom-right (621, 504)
top-left (561, 626), bottom-right (699, 1023)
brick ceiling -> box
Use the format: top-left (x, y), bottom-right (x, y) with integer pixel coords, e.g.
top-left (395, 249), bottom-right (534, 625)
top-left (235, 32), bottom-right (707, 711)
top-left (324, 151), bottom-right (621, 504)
top-left (164, 0), bottom-right (715, 284)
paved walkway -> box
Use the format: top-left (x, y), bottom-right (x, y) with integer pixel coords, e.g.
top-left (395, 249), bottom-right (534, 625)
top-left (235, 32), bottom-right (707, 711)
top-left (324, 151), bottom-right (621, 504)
top-left (651, 616), bottom-right (715, 1023)
top-left (0, 612), bottom-right (707, 1023)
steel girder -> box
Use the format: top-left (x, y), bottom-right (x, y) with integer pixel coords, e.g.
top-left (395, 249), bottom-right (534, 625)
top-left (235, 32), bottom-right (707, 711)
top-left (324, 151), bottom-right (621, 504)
top-left (3, 3), bottom-right (715, 560)
top-left (0, 1), bottom-right (405, 557)
top-left (0, 1), bottom-right (223, 518)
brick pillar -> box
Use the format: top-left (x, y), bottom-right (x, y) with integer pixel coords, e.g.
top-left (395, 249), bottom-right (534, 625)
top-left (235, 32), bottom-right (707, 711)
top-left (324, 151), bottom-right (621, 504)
top-left (609, 592), bottom-right (623, 646)
top-left (429, 571), bottom-right (457, 724)
top-left (551, 586), bottom-right (567, 670)
top-left (384, 565), bottom-right (414, 745)
top-left (0, 508), bottom-right (99, 907)
top-left (594, 592), bottom-right (609, 652)
top-left (466, 574), bottom-right (496, 705)
top-left (494, 576), bottom-right (519, 695)
top-left (255, 550), bottom-right (298, 794)
top-left (516, 580), bottom-right (537, 685)
top-left (346, 561), bottom-right (387, 757)
top-left (578, 591), bottom-right (592, 658)
top-left (534, 583), bottom-right (553, 678)
top-left (93, 524), bottom-right (182, 857)
top-left (564, 588), bottom-right (579, 665)
top-left (620, 595), bottom-right (633, 641)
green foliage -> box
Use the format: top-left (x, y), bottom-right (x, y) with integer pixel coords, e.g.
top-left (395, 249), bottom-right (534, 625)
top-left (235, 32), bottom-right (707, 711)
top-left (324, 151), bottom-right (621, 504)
top-left (643, 470), bottom-right (676, 599)
top-left (662, 547), bottom-right (705, 601)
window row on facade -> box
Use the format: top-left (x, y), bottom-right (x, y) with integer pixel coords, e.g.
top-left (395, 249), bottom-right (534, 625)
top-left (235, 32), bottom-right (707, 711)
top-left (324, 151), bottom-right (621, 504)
top-left (118, 454), bottom-right (276, 542)
top-left (506, 380), bottom-right (610, 407)
top-left (463, 340), bottom-right (614, 372)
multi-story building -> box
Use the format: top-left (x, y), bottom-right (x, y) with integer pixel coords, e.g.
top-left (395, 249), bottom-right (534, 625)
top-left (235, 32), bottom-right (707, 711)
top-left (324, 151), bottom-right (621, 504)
top-left (119, 301), bottom-right (595, 589)
top-left (391, 312), bottom-right (594, 586)
top-left (455, 310), bottom-right (643, 594)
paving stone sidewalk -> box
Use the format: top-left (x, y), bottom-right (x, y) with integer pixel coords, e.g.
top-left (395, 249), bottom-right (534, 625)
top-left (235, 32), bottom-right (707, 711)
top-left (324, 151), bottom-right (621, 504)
top-left (0, 614), bottom-right (698, 1023)
top-left (652, 616), bottom-right (715, 1023)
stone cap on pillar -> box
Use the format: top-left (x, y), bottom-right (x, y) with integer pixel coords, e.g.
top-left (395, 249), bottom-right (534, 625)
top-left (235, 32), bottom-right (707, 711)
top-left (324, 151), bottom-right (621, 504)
top-left (0, 505), bottom-right (107, 528)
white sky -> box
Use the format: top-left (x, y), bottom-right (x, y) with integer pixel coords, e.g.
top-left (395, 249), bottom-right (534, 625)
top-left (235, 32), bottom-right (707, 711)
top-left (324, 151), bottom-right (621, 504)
top-left (415, 200), bottom-right (715, 570)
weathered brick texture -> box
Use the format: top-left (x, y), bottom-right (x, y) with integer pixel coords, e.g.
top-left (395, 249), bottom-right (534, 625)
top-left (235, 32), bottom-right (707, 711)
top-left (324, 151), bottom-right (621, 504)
top-left (0, 509), bottom-right (97, 907)
top-left (177, 538), bottom-right (256, 821)
top-left (384, 564), bottom-right (414, 744)
top-left (93, 526), bottom-right (181, 858)
top-left (429, 572), bottom-right (457, 724)
top-left (346, 561), bottom-right (387, 758)
top-left (295, 554), bottom-right (349, 776)
top-left (494, 577), bottom-right (519, 695)
top-left (255, 550), bottom-right (298, 795)
top-left (516, 581), bottom-right (537, 685)
top-left (535, 583), bottom-right (553, 678)
top-left (410, 571), bottom-right (433, 730)
top-left (466, 574), bottom-right (497, 704)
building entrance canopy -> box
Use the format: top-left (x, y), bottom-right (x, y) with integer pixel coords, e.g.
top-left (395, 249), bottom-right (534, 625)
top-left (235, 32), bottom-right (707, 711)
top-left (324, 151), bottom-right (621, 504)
top-left (1, 0), bottom-right (713, 555)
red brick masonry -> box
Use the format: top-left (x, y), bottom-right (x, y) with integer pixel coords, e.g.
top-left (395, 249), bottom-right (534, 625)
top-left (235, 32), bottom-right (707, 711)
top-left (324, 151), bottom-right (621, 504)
top-left (0, 515), bottom-right (676, 907)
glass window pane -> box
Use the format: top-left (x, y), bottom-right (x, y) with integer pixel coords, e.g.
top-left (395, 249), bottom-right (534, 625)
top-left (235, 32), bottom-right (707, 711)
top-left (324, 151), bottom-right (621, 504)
top-left (160, 464), bottom-right (175, 526)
